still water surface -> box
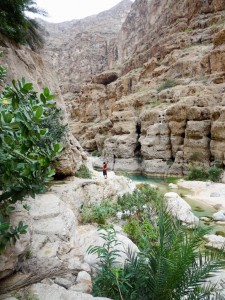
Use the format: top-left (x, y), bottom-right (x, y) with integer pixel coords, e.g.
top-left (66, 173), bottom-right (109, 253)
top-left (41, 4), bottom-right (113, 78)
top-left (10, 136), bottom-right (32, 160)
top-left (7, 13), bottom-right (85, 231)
top-left (125, 173), bottom-right (224, 235)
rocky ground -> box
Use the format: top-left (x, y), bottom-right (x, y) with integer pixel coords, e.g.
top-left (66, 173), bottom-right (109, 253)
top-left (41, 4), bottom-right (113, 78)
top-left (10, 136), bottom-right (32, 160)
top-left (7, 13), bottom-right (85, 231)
top-left (2, 157), bottom-right (225, 298)
top-left (0, 159), bottom-right (136, 300)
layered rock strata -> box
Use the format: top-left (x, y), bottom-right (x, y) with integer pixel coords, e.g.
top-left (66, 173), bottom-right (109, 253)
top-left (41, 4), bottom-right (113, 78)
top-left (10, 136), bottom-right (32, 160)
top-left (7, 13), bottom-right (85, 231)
top-left (43, 0), bottom-right (225, 176)
top-left (40, 0), bottom-right (132, 94)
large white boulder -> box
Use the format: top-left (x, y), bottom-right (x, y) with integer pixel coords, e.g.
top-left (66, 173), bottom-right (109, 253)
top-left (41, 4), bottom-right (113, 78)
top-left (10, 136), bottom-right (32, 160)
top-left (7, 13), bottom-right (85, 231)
top-left (28, 283), bottom-right (112, 300)
top-left (73, 225), bottom-right (139, 269)
top-left (204, 234), bottom-right (225, 250)
top-left (27, 193), bottom-right (76, 262)
top-left (164, 192), bottom-right (199, 226)
top-left (212, 211), bottom-right (225, 221)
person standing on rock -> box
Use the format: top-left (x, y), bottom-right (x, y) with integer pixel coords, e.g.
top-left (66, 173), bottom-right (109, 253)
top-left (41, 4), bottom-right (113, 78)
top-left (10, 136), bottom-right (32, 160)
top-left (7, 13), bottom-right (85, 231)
top-left (103, 161), bottom-right (109, 179)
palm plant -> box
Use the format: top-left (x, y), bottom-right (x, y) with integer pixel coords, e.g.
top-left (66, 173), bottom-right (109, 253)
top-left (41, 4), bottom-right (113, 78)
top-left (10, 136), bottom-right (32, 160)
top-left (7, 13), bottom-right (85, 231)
top-left (88, 193), bottom-right (225, 299)
top-left (124, 206), bottom-right (225, 299)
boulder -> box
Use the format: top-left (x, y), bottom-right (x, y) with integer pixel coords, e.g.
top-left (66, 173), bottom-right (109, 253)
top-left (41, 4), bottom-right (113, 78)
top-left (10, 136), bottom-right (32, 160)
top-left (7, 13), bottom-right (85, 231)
top-left (28, 283), bottom-right (112, 300)
top-left (212, 211), bottom-right (225, 221)
top-left (168, 183), bottom-right (178, 189)
top-left (73, 225), bottom-right (139, 269)
top-left (204, 234), bottom-right (225, 250)
top-left (164, 192), bottom-right (199, 226)
top-left (70, 271), bottom-right (92, 294)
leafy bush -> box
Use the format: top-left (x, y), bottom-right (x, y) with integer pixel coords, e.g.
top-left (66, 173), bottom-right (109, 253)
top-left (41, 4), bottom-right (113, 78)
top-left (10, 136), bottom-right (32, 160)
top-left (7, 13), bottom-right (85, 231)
top-left (118, 185), bottom-right (161, 213)
top-left (87, 226), bottom-right (132, 299)
top-left (89, 211), bottom-right (225, 299)
top-left (0, 65), bottom-right (7, 82)
top-left (157, 79), bottom-right (176, 92)
top-left (165, 177), bottom-right (179, 184)
top-left (187, 165), bottom-right (208, 181)
top-left (75, 164), bottom-right (92, 179)
top-left (123, 217), bottom-right (157, 248)
top-left (208, 166), bottom-right (223, 182)
top-left (123, 218), bottom-right (139, 242)
top-left (81, 200), bottom-right (119, 225)
top-left (80, 185), bottom-right (162, 226)
top-left (0, 75), bottom-right (65, 253)
top-left (187, 165), bottom-right (222, 182)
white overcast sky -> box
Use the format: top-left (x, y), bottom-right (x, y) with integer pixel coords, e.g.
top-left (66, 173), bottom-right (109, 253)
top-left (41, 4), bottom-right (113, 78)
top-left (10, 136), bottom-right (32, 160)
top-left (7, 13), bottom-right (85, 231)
top-left (34, 0), bottom-right (133, 23)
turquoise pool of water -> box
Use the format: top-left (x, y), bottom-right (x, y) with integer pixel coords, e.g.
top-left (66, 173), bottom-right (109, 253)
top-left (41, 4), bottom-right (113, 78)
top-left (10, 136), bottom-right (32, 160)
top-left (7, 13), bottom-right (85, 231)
top-left (124, 173), bottom-right (225, 235)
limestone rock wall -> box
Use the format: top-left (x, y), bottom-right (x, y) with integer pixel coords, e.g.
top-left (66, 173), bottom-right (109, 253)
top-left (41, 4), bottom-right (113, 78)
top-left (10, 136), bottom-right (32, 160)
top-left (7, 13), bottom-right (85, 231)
top-left (0, 37), bottom-right (85, 176)
top-left (64, 0), bottom-right (225, 176)
top-left (40, 0), bottom-right (132, 95)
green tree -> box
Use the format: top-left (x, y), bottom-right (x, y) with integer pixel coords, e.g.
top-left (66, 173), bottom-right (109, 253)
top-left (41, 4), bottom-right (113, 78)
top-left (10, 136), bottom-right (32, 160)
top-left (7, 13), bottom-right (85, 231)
top-left (0, 68), bottom-right (66, 253)
top-left (0, 0), bottom-right (47, 49)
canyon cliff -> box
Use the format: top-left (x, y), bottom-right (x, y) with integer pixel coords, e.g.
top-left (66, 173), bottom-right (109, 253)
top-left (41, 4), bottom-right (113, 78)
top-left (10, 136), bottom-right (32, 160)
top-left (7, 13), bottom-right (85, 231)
top-left (0, 36), bottom-right (86, 177)
top-left (41, 0), bottom-right (225, 176)
top-left (39, 0), bottom-right (225, 176)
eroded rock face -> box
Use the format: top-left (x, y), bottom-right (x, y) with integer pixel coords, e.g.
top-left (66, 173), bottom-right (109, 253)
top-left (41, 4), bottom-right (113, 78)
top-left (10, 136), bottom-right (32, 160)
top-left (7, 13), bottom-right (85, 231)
top-left (40, 0), bottom-right (132, 92)
top-left (48, 0), bottom-right (225, 176)
top-left (0, 38), bottom-right (85, 177)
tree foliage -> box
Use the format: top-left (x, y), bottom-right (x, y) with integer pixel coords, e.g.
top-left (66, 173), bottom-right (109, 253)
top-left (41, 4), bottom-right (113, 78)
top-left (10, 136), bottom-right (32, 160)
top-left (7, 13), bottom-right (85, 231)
top-left (88, 187), bottom-right (225, 300)
top-left (0, 0), bottom-right (47, 49)
top-left (0, 65), bottom-right (66, 253)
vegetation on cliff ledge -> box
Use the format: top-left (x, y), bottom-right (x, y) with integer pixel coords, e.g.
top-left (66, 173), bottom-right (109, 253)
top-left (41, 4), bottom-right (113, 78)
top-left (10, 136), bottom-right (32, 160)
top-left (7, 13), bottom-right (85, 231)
top-left (0, 0), bottom-right (47, 49)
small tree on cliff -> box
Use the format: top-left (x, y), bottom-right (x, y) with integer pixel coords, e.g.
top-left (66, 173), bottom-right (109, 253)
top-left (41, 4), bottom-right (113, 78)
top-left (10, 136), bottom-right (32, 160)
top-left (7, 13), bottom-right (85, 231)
top-left (0, 0), bottom-right (47, 49)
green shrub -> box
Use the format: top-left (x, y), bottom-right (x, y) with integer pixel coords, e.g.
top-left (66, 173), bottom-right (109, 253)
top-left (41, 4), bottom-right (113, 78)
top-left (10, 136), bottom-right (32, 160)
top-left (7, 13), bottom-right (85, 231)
top-left (208, 166), bottom-right (223, 182)
top-left (81, 199), bottom-right (119, 224)
top-left (157, 79), bottom-right (176, 92)
top-left (0, 74), bottom-right (65, 253)
top-left (123, 217), bottom-right (157, 249)
top-left (165, 177), bottom-right (179, 184)
top-left (0, 65), bottom-right (6, 82)
top-left (187, 165), bottom-right (223, 182)
top-left (123, 218), bottom-right (140, 243)
top-left (91, 150), bottom-right (101, 157)
top-left (118, 184), bottom-right (161, 213)
top-left (80, 185), bottom-right (162, 226)
top-left (87, 226), bottom-right (132, 300)
top-left (89, 213), bottom-right (225, 299)
top-left (187, 165), bottom-right (208, 181)
top-left (75, 164), bottom-right (92, 179)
